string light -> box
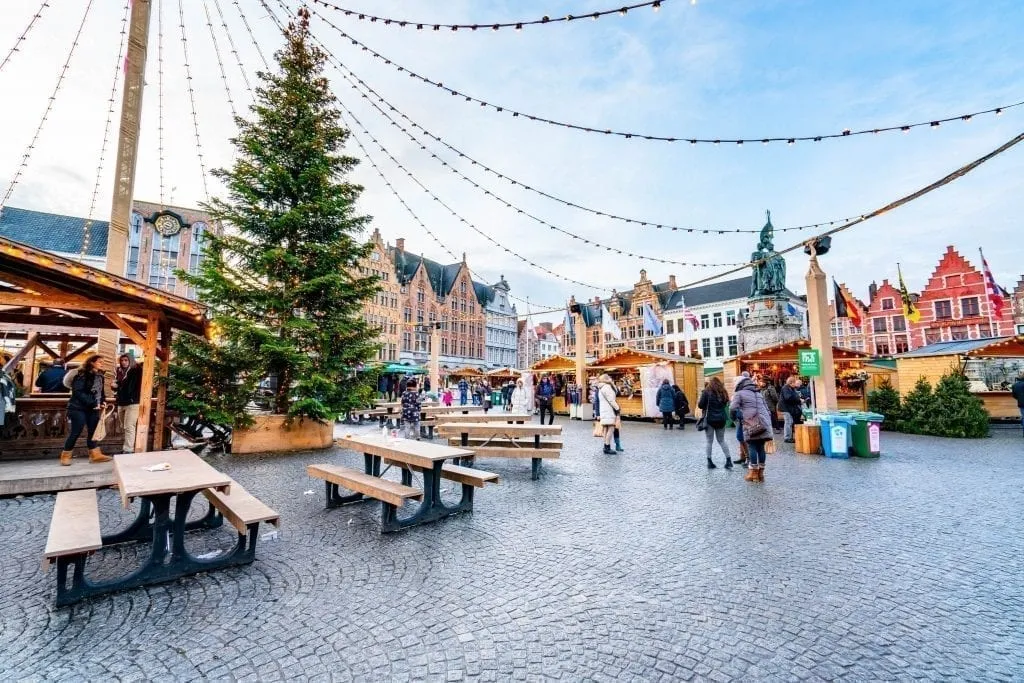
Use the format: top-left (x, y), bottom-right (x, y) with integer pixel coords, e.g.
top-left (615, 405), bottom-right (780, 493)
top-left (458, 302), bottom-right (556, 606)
top-left (338, 69), bottom-right (747, 268)
top-left (306, 4), bottom-right (1024, 146)
top-left (308, 0), bottom-right (670, 31)
top-left (203, 1), bottom-right (239, 120)
top-left (329, 59), bottom-right (869, 235)
top-left (0, 0), bottom-right (94, 219)
top-left (178, 0), bottom-right (210, 203)
top-left (157, 0), bottom-right (167, 208)
top-left (212, 0), bottom-right (254, 99)
top-left (0, 1), bottom-right (50, 74)
top-left (79, 0), bottom-right (131, 262)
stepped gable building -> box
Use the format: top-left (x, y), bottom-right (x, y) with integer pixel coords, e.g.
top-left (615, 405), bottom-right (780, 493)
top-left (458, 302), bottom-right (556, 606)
top-left (829, 282), bottom-right (868, 353)
top-left (0, 202), bottom-right (218, 301)
top-left (1013, 276), bottom-right (1024, 335)
top-left (354, 228), bottom-right (401, 362)
top-left (910, 246), bottom-right (1014, 345)
top-left (861, 279), bottom-right (912, 355)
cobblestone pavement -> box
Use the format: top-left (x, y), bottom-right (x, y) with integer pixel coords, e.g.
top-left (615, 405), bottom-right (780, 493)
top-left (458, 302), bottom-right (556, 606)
top-left (2, 418), bottom-right (1023, 681)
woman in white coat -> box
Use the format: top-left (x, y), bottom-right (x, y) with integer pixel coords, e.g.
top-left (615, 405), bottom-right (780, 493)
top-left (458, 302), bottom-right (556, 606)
top-left (510, 379), bottom-right (530, 415)
top-left (597, 373), bottom-right (620, 454)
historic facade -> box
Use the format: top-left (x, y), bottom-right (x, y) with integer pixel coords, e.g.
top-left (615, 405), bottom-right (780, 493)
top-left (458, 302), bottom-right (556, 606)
top-left (829, 282), bottom-right (868, 353)
top-left (909, 246), bottom-right (1014, 345)
top-left (1013, 276), bottom-right (1024, 335)
top-left (480, 276), bottom-right (518, 368)
top-left (662, 277), bottom-right (753, 368)
top-left (354, 228), bottom-right (401, 362)
top-left (861, 279), bottom-right (911, 355)
top-left (0, 202), bottom-right (218, 301)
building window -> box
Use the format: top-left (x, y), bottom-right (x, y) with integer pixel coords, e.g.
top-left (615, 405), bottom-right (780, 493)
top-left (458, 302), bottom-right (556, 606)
top-left (417, 289), bottom-right (425, 304)
top-left (665, 319), bottom-right (675, 335)
top-left (881, 298), bottom-right (894, 311)
top-left (892, 315), bottom-right (906, 332)
top-left (148, 231), bottom-right (181, 290)
top-left (727, 335), bottom-right (738, 356)
top-left (126, 211), bottom-right (143, 277)
top-left (894, 336), bottom-right (909, 354)
top-left (951, 326), bottom-right (969, 341)
top-left (700, 314), bottom-right (709, 330)
top-left (925, 329), bottom-right (941, 345)
top-left (934, 300), bottom-right (952, 320)
top-left (961, 297), bottom-right (979, 317)
top-left (873, 318), bottom-right (887, 333)
top-left (713, 312), bottom-right (723, 328)
top-left (726, 310), bottom-right (736, 326)
top-left (875, 340), bottom-right (891, 355)
top-left (404, 308), bottom-right (412, 323)
top-left (666, 342), bottom-right (675, 354)
top-left (186, 222), bottom-right (206, 299)
top-left (701, 338), bottom-right (711, 358)
top-left (714, 337), bottom-right (724, 357)
top-left (977, 323), bottom-right (992, 338)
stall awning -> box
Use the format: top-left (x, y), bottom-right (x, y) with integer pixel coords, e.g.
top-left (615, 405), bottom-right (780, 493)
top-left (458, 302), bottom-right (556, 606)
top-left (529, 355), bottom-right (579, 372)
top-left (726, 339), bottom-right (871, 364)
top-left (896, 335), bottom-right (1024, 359)
top-left (590, 347), bottom-right (703, 370)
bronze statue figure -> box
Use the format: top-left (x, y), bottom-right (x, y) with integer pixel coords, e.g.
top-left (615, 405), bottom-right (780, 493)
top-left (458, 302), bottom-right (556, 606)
top-left (750, 210), bottom-right (787, 297)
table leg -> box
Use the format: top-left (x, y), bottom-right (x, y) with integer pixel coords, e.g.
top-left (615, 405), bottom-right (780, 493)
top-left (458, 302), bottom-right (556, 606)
top-left (532, 457), bottom-right (542, 480)
top-left (380, 459), bottom-right (473, 533)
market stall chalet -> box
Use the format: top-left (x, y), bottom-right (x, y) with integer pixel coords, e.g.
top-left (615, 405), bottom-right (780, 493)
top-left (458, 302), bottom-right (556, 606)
top-left (0, 235), bottom-right (208, 460)
top-left (894, 336), bottom-right (1024, 420)
top-left (486, 367), bottom-right (520, 381)
top-left (722, 340), bottom-right (873, 411)
top-left (587, 349), bottom-right (703, 419)
top-left (529, 355), bottom-right (581, 415)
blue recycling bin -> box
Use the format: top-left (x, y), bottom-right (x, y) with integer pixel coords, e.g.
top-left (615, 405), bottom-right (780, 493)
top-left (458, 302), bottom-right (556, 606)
top-left (818, 414), bottom-right (855, 458)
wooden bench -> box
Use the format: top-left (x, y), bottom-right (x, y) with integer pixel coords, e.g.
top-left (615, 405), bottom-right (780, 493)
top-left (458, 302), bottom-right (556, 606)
top-left (446, 437), bottom-right (563, 450)
top-left (44, 489), bottom-right (102, 570)
top-left (383, 458), bottom-right (499, 488)
top-left (202, 479), bottom-right (280, 535)
top-left (307, 463), bottom-right (423, 508)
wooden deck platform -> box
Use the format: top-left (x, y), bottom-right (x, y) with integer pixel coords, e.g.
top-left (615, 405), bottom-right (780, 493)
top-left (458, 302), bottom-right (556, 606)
top-left (0, 459), bottom-right (115, 497)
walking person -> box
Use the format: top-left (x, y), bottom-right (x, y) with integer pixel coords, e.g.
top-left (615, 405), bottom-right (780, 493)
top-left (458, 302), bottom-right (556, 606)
top-left (34, 358), bottom-right (68, 393)
top-left (458, 377), bottom-right (469, 406)
top-left (1011, 371), bottom-right (1024, 437)
top-left (657, 379), bottom-right (675, 429)
top-left (697, 376), bottom-right (732, 469)
top-left (400, 378), bottom-right (422, 440)
top-left (672, 384), bottom-right (689, 431)
top-left (759, 376), bottom-right (781, 432)
top-left (597, 374), bottom-right (620, 454)
top-left (511, 379), bottom-right (530, 415)
top-left (59, 354), bottom-right (112, 465)
top-left (731, 375), bottom-right (774, 482)
top-left (537, 376), bottom-right (556, 426)
top-left (111, 353), bottom-right (142, 454)
top-left (780, 376), bottom-right (804, 443)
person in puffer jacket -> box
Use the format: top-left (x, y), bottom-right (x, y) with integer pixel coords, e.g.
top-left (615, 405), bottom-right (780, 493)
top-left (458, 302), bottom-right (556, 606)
top-left (730, 376), bottom-right (773, 482)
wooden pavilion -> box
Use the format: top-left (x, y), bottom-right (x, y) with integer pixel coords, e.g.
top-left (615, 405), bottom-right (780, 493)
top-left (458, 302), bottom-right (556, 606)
top-left (0, 236), bottom-right (207, 461)
top-left (530, 355), bottom-right (583, 414)
top-left (588, 348), bottom-right (703, 418)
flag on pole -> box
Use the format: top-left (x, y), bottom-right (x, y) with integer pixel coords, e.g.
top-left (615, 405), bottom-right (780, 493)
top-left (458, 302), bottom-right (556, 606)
top-left (833, 278), bottom-right (862, 328)
top-left (642, 303), bottom-right (664, 336)
top-left (683, 309), bottom-right (700, 332)
top-left (897, 264), bottom-right (921, 323)
top-left (979, 249), bottom-right (1005, 319)
top-left (601, 304), bottom-right (622, 340)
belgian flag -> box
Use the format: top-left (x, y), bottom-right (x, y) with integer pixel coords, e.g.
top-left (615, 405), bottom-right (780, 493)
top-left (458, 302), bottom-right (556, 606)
top-left (833, 278), bottom-right (862, 328)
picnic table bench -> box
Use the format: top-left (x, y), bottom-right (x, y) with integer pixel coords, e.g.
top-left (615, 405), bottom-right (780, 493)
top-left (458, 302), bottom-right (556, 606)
top-left (42, 450), bottom-right (278, 606)
top-left (436, 423), bottom-right (563, 480)
top-left (433, 412), bottom-right (533, 425)
top-left (307, 435), bottom-right (496, 532)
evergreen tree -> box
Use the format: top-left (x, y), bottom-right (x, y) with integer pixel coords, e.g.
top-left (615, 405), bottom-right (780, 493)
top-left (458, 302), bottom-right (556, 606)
top-left (173, 9), bottom-right (379, 425)
top-left (899, 377), bottom-right (937, 434)
top-left (930, 372), bottom-right (990, 438)
top-left (867, 378), bottom-right (903, 430)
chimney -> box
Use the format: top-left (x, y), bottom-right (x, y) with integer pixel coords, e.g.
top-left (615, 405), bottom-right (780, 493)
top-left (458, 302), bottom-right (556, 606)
top-left (668, 274), bottom-right (677, 290)
top-left (868, 281), bottom-right (878, 302)
top-left (395, 238), bottom-right (405, 251)
top-left (593, 296), bottom-right (602, 306)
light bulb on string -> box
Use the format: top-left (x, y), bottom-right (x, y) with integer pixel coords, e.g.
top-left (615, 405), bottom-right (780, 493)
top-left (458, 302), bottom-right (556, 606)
top-left (653, 1), bottom-right (661, 11)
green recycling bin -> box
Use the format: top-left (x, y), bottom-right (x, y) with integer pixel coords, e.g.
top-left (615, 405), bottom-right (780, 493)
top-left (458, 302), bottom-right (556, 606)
top-left (850, 412), bottom-right (885, 457)
top-left (490, 390), bottom-right (502, 406)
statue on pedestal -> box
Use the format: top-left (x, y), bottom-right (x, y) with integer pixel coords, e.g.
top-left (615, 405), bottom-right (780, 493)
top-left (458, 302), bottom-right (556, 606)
top-left (750, 210), bottom-right (786, 298)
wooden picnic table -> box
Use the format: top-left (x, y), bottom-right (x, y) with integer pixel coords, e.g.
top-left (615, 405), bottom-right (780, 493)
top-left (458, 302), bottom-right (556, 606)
top-left (433, 412), bottom-right (533, 424)
top-left (319, 434), bottom-right (483, 532)
top-left (435, 423), bottom-right (563, 480)
top-left (45, 450), bottom-right (278, 606)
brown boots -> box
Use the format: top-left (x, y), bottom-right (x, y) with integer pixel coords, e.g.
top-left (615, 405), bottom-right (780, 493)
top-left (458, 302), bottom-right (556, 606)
top-left (89, 448), bottom-right (112, 463)
top-left (745, 466), bottom-right (765, 483)
top-left (59, 450), bottom-right (73, 466)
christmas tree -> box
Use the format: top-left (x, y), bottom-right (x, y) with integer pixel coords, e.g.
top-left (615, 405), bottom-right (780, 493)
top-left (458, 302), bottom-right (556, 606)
top-left (173, 9), bottom-right (379, 426)
top-left (867, 378), bottom-right (902, 430)
top-left (898, 377), bottom-right (937, 434)
top-left (929, 372), bottom-right (990, 438)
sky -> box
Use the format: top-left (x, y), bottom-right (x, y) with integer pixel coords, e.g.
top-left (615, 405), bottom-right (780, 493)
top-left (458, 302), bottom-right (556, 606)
top-left (1, 0), bottom-right (1022, 322)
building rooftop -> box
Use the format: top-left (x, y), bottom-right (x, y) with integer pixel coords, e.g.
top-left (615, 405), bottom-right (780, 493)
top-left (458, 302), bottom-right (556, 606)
top-left (0, 206), bottom-right (109, 258)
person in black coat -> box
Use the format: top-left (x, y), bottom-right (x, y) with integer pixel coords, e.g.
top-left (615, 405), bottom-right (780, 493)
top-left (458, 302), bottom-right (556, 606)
top-left (1011, 372), bottom-right (1024, 437)
top-left (780, 376), bottom-right (804, 443)
top-left (34, 358), bottom-right (68, 393)
top-left (656, 379), bottom-right (675, 429)
top-left (60, 354), bottom-right (113, 465)
top-left (672, 384), bottom-right (689, 431)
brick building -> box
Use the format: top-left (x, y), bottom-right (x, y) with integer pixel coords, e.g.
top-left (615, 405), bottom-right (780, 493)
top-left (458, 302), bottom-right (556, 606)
top-left (861, 279), bottom-right (912, 355)
top-left (1013, 277), bottom-right (1024, 335)
top-left (909, 246), bottom-right (1014, 345)
top-left (354, 228), bottom-right (401, 362)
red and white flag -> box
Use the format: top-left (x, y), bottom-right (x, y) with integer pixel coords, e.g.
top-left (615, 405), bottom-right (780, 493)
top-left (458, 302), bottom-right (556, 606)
top-left (980, 249), bottom-right (1005, 319)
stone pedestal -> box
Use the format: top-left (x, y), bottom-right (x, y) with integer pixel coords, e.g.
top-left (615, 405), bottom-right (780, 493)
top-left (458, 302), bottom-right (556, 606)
top-left (738, 296), bottom-right (804, 353)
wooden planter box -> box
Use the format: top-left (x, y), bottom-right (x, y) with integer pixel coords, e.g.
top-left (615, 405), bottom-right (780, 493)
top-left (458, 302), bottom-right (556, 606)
top-left (232, 414), bottom-right (333, 454)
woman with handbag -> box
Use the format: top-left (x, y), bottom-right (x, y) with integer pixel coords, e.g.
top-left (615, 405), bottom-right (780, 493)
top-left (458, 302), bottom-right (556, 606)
top-left (730, 376), bottom-right (774, 482)
top-left (59, 354), bottom-right (113, 466)
top-left (597, 374), bottom-right (621, 455)
top-left (697, 377), bottom-right (733, 469)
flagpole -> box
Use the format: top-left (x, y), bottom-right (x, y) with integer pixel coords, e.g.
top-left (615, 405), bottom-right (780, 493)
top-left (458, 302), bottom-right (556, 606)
top-left (979, 248), bottom-right (997, 337)
top-left (682, 296), bottom-right (691, 357)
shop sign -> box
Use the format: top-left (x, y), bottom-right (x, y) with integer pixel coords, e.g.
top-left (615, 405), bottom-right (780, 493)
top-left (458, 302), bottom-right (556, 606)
top-left (798, 348), bottom-right (821, 376)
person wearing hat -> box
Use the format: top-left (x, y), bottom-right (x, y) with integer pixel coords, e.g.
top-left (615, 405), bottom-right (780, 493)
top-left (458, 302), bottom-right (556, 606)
top-left (656, 378), bottom-right (676, 429)
top-left (731, 374), bottom-right (774, 482)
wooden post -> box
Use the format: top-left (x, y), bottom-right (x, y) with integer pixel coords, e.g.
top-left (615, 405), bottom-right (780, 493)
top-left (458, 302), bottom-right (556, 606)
top-left (429, 324), bottom-right (440, 396)
top-left (574, 312), bottom-right (586, 392)
top-left (134, 313), bottom-right (159, 453)
top-left (805, 246), bottom-right (838, 411)
top-left (153, 319), bottom-right (171, 449)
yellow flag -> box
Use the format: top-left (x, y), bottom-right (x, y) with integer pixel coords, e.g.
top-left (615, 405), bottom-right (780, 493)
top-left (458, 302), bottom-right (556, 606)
top-left (897, 266), bottom-right (921, 323)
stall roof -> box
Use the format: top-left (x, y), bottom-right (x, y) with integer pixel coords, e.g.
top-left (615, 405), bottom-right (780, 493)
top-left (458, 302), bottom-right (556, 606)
top-left (590, 347), bottom-right (703, 369)
top-left (0, 235), bottom-right (207, 335)
top-left (448, 366), bottom-right (485, 376)
top-left (487, 366), bottom-right (521, 377)
top-left (897, 335), bottom-right (1024, 359)
top-left (726, 339), bottom-right (871, 363)
top-left (530, 355), bottom-right (579, 372)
